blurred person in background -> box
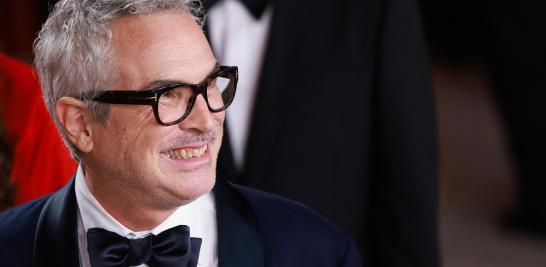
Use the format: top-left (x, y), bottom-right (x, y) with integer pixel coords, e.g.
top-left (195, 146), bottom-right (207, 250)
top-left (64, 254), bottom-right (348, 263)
top-left (0, 52), bottom-right (76, 211)
top-left (205, 0), bottom-right (439, 265)
top-left (420, 0), bottom-right (546, 235)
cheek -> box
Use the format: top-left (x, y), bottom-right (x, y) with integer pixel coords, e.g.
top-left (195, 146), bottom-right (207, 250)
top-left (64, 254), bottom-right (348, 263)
top-left (213, 113), bottom-right (225, 145)
top-left (209, 117), bottom-right (224, 164)
top-left (93, 128), bottom-right (118, 158)
top-left (108, 108), bottom-right (160, 160)
top-left (215, 111), bottom-right (226, 125)
top-left (212, 112), bottom-right (225, 139)
top-left (125, 126), bottom-right (162, 160)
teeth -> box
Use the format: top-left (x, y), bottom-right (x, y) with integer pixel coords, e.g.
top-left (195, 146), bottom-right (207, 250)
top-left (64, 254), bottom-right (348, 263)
top-left (167, 145), bottom-right (207, 160)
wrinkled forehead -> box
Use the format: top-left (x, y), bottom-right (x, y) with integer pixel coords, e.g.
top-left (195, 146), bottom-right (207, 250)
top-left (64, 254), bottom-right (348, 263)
top-left (108, 10), bottom-right (216, 89)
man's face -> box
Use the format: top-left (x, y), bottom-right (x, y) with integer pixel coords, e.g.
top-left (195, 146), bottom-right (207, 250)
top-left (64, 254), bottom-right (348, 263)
top-left (85, 11), bottom-right (222, 209)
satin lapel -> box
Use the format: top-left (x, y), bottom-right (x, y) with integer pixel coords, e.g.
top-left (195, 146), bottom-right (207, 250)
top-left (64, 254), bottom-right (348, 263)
top-left (33, 178), bottom-right (80, 267)
top-left (214, 179), bottom-right (264, 267)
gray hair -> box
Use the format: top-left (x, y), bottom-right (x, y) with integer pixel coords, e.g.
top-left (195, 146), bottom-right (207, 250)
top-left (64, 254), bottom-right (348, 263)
top-left (33, 0), bottom-right (205, 161)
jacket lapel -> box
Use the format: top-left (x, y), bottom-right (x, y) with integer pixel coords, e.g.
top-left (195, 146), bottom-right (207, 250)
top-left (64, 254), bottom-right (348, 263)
top-left (33, 178), bottom-right (80, 267)
top-left (214, 179), bottom-right (264, 267)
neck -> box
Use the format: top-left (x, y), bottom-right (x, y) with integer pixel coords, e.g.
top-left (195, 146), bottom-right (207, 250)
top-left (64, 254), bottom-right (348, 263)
top-left (82, 166), bottom-right (177, 232)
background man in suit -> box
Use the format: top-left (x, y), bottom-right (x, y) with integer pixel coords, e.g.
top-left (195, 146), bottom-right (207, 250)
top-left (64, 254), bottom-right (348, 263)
top-left (205, 0), bottom-right (439, 265)
top-left (0, 0), bottom-right (361, 266)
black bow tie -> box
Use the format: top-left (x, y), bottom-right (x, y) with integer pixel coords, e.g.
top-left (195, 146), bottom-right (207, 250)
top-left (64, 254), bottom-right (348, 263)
top-left (205, 0), bottom-right (269, 19)
top-left (87, 225), bottom-right (201, 267)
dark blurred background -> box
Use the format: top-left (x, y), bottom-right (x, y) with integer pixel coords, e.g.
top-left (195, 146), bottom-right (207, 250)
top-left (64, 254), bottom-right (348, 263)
top-left (2, 1), bottom-right (546, 266)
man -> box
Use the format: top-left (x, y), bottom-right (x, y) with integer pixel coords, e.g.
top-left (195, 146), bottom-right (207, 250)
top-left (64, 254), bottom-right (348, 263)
top-left (206, 0), bottom-right (438, 266)
top-left (0, 0), bottom-right (361, 266)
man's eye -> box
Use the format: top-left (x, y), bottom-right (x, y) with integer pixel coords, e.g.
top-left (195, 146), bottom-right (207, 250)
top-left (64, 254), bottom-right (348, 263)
top-left (209, 78), bottom-right (217, 88)
top-left (163, 90), bottom-right (175, 97)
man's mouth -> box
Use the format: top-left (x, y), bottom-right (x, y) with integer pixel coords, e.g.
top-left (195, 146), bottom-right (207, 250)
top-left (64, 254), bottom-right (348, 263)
top-left (166, 144), bottom-right (208, 160)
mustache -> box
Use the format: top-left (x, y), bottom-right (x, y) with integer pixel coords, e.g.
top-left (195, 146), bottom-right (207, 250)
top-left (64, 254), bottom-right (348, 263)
top-left (160, 130), bottom-right (217, 151)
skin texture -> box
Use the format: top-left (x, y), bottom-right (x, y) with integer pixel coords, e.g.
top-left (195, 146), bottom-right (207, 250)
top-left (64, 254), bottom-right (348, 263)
top-left (56, 11), bottom-right (223, 231)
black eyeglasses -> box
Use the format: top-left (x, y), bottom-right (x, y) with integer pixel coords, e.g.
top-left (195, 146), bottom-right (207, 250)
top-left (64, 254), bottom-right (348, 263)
top-left (83, 65), bottom-right (238, 126)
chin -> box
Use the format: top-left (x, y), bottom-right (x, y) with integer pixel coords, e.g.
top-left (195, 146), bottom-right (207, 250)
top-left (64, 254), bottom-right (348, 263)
top-left (168, 172), bottom-right (216, 205)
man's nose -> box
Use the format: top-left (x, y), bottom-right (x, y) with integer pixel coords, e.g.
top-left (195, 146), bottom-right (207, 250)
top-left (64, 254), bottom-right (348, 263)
top-left (178, 94), bottom-right (217, 132)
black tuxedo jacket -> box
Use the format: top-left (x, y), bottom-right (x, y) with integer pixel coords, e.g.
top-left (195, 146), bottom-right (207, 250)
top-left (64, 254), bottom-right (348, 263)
top-left (209, 0), bottom-right (439, 266)
top-left (0, 178), bottom-right (361, 267)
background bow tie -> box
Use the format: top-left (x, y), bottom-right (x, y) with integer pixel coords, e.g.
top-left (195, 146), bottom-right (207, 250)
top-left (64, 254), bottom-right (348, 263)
top-left (204, 0), bottom-right (269, 19)
top-left (87, 225), bottom-right (202, 267)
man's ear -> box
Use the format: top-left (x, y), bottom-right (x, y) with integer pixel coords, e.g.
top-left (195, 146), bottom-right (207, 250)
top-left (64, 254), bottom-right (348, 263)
top-left (56, 97), bottom-right (94, 153)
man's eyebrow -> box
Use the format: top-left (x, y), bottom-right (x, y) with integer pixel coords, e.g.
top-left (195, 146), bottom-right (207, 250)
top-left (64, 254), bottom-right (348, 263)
top-left (138, 80), bottom-right (182, 91)
top-left (137, 62), bottom-right (220, 91)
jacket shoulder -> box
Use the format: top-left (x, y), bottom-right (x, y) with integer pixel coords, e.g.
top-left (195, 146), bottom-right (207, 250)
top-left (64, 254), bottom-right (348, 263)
top-left (0, 196), bottom-right (50, 265)
top-left (232, 184), bottom-right (362, 266)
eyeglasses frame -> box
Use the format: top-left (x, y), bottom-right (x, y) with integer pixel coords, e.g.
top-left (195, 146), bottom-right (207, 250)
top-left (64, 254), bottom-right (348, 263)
top-left (83, 65), bottom-right (238, 126)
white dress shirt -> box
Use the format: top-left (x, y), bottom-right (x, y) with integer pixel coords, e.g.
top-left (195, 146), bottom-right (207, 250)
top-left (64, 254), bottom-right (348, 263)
top-left (208, 0), bottom-right (274, 170)
top-left (75, 165), bottom-right (218, 267)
